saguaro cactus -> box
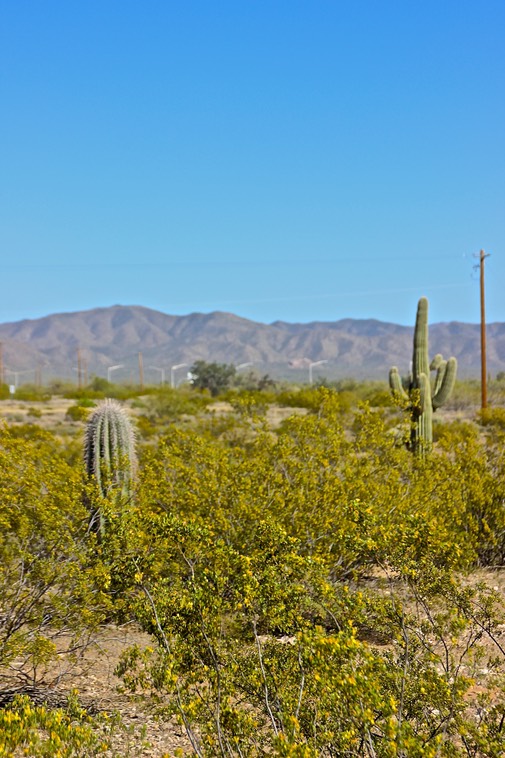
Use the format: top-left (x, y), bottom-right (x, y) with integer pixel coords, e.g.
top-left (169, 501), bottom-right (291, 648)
top-left (84, 399), bottom-right (137, 535)
top-left (389, 297), bottom-right (457, 453)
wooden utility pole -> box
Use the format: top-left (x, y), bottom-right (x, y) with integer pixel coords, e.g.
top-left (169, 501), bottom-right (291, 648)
top-left (77, 348), bottom-right (83, 390)
top-left (0, 342), bottom-right (4, 385)
top-left (138, 352), bottom-right (144, 390)
top-left (479, 249), bottom-right (490, 409)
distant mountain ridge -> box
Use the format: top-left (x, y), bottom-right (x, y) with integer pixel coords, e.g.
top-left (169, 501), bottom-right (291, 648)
top-left (0, 305), bottom-right (504, 383)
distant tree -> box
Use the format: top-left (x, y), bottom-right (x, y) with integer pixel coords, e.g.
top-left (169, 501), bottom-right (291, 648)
top-left (88, 376), bottom-right (110, 392)
top-left (189, 360), bottom-right (236, 397)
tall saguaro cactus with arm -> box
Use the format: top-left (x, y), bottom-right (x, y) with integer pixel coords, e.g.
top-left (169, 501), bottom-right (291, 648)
top-left (84, 398), bottom-right (137, 536)
top-left (389, 297), bottom-right (457, 454)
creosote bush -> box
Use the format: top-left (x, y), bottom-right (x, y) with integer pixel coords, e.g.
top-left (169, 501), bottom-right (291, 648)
top-left (2, 386), bottom-right (505, 755)
top-left (0, 426), bottom-right (111, 690)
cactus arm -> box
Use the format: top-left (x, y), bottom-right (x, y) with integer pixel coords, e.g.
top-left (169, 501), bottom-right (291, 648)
top-left (412, 297), bottom-right (429, 380)
top-left (389, 366), bottom-right (408, 400)
top-left (431, 358), bottom-right (447, 396)
top-left (432, 357), bottom-right (457, 409)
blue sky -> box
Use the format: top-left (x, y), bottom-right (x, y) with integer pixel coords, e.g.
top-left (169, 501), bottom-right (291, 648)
top-left (1, 1), bottom-right (503, 326)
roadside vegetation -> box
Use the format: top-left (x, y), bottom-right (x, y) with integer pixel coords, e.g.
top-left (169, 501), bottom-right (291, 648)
top-left (1, 373), bottom-right (505, 755)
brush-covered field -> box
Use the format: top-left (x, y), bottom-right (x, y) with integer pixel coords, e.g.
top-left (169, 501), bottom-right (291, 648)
top-left (2, 379), bottom-right (505, 757)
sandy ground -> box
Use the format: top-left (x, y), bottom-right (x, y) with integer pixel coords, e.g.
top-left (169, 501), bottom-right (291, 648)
top-left (63, 624), bottom-right (191, 756)
top-left (0, 397), bottom-right (76, 425)
top-left (1, 623), bottom-right (192, 757)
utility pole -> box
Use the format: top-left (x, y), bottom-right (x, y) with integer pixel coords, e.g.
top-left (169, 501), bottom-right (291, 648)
top-left (0, 342), bottom-right (4, 385)
top-left (77, 348), bottom-right (83, 390)
top-left (138, 352), bottom-right (144, 390)
top-left (479, 249), bottom-right (490, 409)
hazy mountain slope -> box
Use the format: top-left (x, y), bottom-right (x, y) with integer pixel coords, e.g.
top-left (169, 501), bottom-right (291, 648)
top-left (0, 305), bottom-right (504, 382)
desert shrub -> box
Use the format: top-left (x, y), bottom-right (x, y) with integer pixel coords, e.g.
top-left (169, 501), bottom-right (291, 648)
top-left (10, 384), bottom-right (51, 402)
top-left (0, 382), bottom-right (11, 399)
top-left (364, 387), bottom-right (395, 407)
top-left (66, 404), bottom-right (91, 422)
top-left (276, 386), bottom-right (337, 412)
top-left (115, 502), bottom-right (505, 756)
top-left (136, 414), bottom-right (157, 438)
top-left (47, 379), bottom-right (74, 395)
top-left (63, 382), bottom-right (150, 401)
top-left (478, 406), bottom-right (505, 429)
top-left (223, 388), bottom-right (277, 414)
top-left (433, 418), bottom-right (477, 443)
top-left (144, 386), bottom-right (211, 423)
top-left (76, 397), bottom-right (97, 408)
top-left (134, 394), bottom-right (493, 577)
top-left (0, 427), bottom-right (110, 687)
top-left (445, 379), bottom-right (481, 411)
top-left (0, 693), bottom-right (145, 757)
top-left (66, 396), bottom-right (97, 421)
top-left (5, 423), bottom-right (55, 442)
top-left (4, 383), bottom-right (505, 755)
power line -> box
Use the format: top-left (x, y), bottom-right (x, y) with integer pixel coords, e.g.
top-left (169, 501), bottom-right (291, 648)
top-left (0, 254), bottom-right (470, 270)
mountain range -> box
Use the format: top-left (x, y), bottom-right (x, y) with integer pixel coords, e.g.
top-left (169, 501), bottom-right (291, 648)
top-left (0, 305), bottom-right (504, 385)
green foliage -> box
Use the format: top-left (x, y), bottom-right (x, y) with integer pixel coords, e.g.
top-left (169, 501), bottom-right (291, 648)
top-left (144, 386), bottom-right (212, 423)
top-left (479, 406), bottom-right (505, 429)
top-left (231, 369), bottom-right (278, 392)
top-left (63, 376), bottom-right (154, 401)
top-left (10, 384), bottom-right (51, 401)
top-left (389, 297), bottom-right (457, 454)
top-left (0, 382), bottom-right (11, 399)
top-left (65, 397), bottom-right (97, 422)
top-left (190, 360), bottom-right (237, 396)
top-left (276, 385), bottom-right (349, 413)
top-left (0, 427), bottom-right (111, 688)
top-left (3, 382), bottom-right (505, 755)
top-left (0, 693), bottom-right (146, 756)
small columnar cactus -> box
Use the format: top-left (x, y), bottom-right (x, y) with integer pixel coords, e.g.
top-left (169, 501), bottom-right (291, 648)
top-left (389, 297), bottom-right (457, 454)
top-left (84, 399), bottom-right (137, 535)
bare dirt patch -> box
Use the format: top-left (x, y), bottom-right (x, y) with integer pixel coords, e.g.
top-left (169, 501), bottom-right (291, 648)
top-left (2, 624), bottom-right (191, 757)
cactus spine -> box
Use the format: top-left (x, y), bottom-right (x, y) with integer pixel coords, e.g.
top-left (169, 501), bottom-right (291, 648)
top-left (389, 297), bottom-right (457, 454)
top-left (84, 399), bottom-right (137, 535)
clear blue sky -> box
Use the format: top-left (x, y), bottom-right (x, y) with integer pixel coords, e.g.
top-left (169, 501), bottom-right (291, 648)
top-left (1, 1), bottom-right (503, 326)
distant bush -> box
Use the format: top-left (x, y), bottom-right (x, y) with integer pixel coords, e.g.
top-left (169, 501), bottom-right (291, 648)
top-left (276, 386), bottom-right (354, 414)
top-left (478, 406), bottom-right (505, 429)
top-left (66, 404), bottom-right (90, 422)
top-left (0, 383), bottom-right (11, 399)
top-left (445, 379), bottom-right (481, 410)
top-left (10, 384), bottom-right (51, 402)
top-left (145, 386), bottom-right (211, 422)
